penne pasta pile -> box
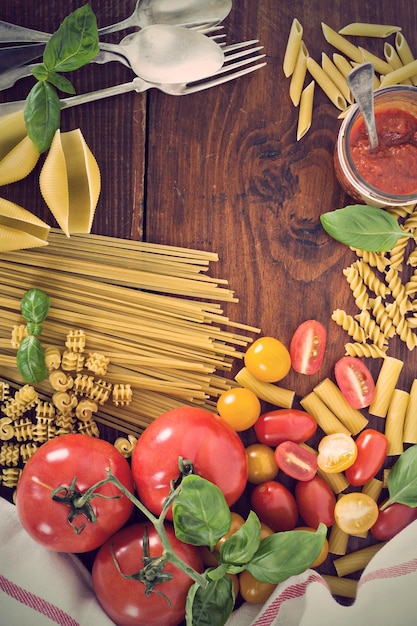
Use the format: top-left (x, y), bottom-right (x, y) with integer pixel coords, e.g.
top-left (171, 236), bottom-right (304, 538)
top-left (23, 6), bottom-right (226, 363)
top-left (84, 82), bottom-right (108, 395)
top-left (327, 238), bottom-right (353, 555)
top-left (283, 19), bottom-right (417, 140)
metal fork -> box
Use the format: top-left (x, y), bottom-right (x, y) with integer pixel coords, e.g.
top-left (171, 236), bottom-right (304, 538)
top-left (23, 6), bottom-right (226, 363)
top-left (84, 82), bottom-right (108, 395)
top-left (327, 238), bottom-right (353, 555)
top-left (0, 40), bottom-right (266, 115)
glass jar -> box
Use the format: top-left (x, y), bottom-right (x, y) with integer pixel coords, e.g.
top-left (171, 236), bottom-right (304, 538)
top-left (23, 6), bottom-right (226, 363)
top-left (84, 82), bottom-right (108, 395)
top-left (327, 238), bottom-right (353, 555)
top-left (334, 85), bottom-right (417, 207)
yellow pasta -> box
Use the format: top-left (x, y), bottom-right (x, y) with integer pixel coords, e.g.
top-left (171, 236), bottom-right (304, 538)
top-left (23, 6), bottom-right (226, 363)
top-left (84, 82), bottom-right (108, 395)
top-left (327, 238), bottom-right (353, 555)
top-left (234, 367), bottom-right (294, 408)
top-left (354, 310), bottom-right (388, 349)
top-left (300, 391), bottom-right (351, 435)
top-left (283, 18), bottom-right (303, 77)
top-left (322, 575), bottom-right (357, 599)
top-left (306, 56), bottom-right (347, 110)
top-left (332, 53), bottom-right (355, 79)
top-left (338, 23), bottom-right (401, 38)
top-left (113, 434), bottom-right (137, 458)
top-left (403, 379), bottom-right (417, 443)
top-left (328, 521), bottom-right (349, 555)
top-left (384, 42), bottom-right (413, 84)
top-left (343, 264), bottom-right (370, 310)
top-left (313, 378), bottom-right (368, 434)
top-left (369, 356), bottom-right (404, 417)
top-left (344, 343), bottom-right (386, 359)
top-left (389, 234), bottom-right (410, 271)
top-left (384, 267), bottom-right (413, 315)
top-left (290, 41), bottom-right (309, 106)
top-left (0, 111), bottom-right (40, 186)
top-left (321, 53), bottom-right (352, 103)
top-left (361, 477), bottom-right (384, 502)
top-left (297, 80), bottom-right (315, 141)
top-left (385, 388), bottom-right (409, 455)
top-left (368, 297), bottom-right (396, 339)
top-left (385, 302), bottom-right (417, 350)
top-left (358, 46), bottom-right (393, 75)
top-left (395, 32), bottom-right (417, 85)
top-left (331, 309), bottom-right (367, 343)
top-left (350, 248), bottom-right (389, 273)
top-left (380, 58), bottom-right (417, 87)
top-left (333, 543), bottom-right (385, 577)
top-left (355, 259), bottom-right (391, 298)
top-left (321, 23), bottom-right (363, 63)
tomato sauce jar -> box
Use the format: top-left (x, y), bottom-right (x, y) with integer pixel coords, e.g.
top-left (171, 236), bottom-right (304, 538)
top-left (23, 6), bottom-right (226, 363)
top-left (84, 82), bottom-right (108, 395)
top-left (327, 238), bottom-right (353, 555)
top-left (334, 85), bottom-right (417, 207)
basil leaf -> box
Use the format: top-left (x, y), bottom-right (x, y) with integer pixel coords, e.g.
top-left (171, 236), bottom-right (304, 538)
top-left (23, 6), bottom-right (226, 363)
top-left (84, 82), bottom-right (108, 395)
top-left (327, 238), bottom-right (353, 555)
top-left (24, 81), bottom-right (61, 153)
top-left (20, 288), bottom-right (51, 323)
top-left (320, 204), bottom-right (412, 252)
top-left (16, 336), bottom-right (48, 383)
top-left (247, 524), bottom-right (327, 584)
top-left (32, 64), bottom-right (49, 81)
top-left (173, 475), bottom-right (231, 549)
top-left (219, 511), bottom-right (261, 566)
top-left (186, 573), bottom-right (234, 626)
top-left (44, 4), bottom-right (99, 72)
top-left (382, 444), bottom-right (417, 509)
top-left (45, 71), bottom-right (76, 95)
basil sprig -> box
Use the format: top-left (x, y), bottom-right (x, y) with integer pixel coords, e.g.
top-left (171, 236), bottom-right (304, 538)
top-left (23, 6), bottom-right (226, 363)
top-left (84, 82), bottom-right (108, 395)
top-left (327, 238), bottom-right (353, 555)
top-left (381, 444), bottom-right (417, 510)
top-left (16, 288), bottom-right (50, 383)
top-left (320, 204), bottom-right (413, 252)
top-left (24, 4), bottom-right (99, 153)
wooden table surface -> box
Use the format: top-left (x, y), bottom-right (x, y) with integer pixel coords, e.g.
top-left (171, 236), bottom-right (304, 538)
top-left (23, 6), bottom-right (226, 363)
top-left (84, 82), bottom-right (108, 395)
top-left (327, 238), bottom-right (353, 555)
top-left (2, 0), bottom-right (417, 603)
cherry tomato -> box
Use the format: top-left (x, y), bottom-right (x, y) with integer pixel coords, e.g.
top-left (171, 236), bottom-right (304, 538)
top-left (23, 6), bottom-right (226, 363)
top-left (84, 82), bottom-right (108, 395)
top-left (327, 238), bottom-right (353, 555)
top-left (246, 443), bottom-right (279, 484)
top-left (214, 512), bottom-right (245, 551)
top-left (274, 441), bottom-right (318, 481)
top-left (345, 429), bottom-right (388, 486)
top-left (370, 500), bottom-right (417, 541)
top-left (295, 527), bottom-right (329, 567)
top-left (15, 434), bottom-right (135, 553)
top-left (334, 492), bottom-right (379, 534)
top-left (132, 407), bottom-right (248, 519)
top-left (217, 387), bottom-right (261, 431)
top-left (244, 336), bottom-right (291, 383)
top-left (239, 569), bottom-right (277, 604)
top-left (334, 356), bottom-right (375, 409)
top-left (259, 522), bottom-right (274, 540)
top-left (295, 475), bottom-right (336, 528)
top-left (290, 320), bottom-right (327, 375)
top-left (254, 409), bottom-right (317, 447)
top-left (317, 433), bottom-right (357, 473)
top-left (251, 480), bottom-right (298, 532)
top-left (92, 522), bottom-right (203, 626)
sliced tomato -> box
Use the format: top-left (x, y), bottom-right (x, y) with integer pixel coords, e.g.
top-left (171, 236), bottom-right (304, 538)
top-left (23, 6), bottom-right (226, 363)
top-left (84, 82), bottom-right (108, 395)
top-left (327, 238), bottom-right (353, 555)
top-left (317, 433), bottom-right (357, 473)
top-left (345, 428), bottom-right (388, 486)
top-left (334, 356), bottom-right (375, 409)
top-left (290, 320), bottom-right (326, 375)
top-left (274, 441), bottom-right (317, 481)
top-left (334, 492), bottom-right (379, 534)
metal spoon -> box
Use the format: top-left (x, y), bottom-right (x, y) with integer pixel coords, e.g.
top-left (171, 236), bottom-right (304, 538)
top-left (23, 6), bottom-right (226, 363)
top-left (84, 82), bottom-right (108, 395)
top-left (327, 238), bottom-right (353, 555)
top-left (347, 62), bottom-right (379, 151)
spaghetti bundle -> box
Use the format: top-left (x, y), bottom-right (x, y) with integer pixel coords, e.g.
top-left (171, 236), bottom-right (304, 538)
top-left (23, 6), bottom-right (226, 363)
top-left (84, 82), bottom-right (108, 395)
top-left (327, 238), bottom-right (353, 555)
top-left (0, 230), bottom-right (259, 435)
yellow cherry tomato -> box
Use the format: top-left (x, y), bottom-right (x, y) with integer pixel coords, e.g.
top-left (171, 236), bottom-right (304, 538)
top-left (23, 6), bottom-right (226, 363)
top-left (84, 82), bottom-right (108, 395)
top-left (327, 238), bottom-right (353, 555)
top-left (317, 433), bottom-right (358, 473)
top-left (214, 512), bottom-right (245, 552)
top-left (295, 527), bottom-right (329, 567)
top-left (259, 522), bottom-right (275, 540)
top-left (217, 387), bottom-right (261, 431)
top-left (246, 443), bottom-right (279, 484)
top-left (244, 336), bottom-right (291, 383)
top-left (239, 570), bottom-right (277, 604)
top-left (334, 492), bottom-right (379, 534)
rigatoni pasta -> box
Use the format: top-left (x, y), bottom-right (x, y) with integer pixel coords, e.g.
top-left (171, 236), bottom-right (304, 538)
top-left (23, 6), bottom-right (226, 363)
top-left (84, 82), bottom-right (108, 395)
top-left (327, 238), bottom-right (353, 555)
top-left (385, 388), bottom-right (409, 454)
top-left (369, 356), bottom-right (404, 417)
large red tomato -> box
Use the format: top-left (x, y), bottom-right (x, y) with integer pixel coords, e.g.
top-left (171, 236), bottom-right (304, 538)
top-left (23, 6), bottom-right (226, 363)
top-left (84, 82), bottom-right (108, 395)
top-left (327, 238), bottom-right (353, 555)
top-left (132, 407), bottom-right (247, 518)
top-left (16, 434), bottom-right (135, 552)
top-left (92, 522), bottom-right (203, 626)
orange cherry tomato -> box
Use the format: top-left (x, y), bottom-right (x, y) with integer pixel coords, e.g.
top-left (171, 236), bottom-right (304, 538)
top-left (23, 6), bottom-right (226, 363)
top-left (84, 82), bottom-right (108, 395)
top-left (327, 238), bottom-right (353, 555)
top-left (239, 570), bottom-right (277, 604)
top-left (244, 336), bottom-right (291, 383)
top-left (259, 522), bottom-right (274, 540)
top-left (214, 512), bottom-right (245, 552)
top-left (334, 492), bottom-right (379, 534)
top-left (317, 433), bottom-right (358, 473)
top-left (246, 443), bottom-right (279, 484)
top-left (217, 387), bottom-right (261, 432)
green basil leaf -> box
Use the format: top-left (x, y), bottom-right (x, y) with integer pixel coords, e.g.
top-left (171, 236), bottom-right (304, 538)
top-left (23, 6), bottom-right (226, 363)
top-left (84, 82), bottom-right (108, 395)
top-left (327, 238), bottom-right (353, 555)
top-left (31, 63), bottom-right (49, 81)
top-left (382, 444), bottom-right (417, 509)
top-left (186, 572), bottom-right (234, 626)
top-left (219, 511), bottom-right (261, 566)
top-left (320, 204), bottom-right (412, 252)
top-left (247, 524), bottom-right (327, 584)
top-left (20, 288), bottom-right (51, 323)
top-left (16, 336), bottom-right (48, 383)
top-left (45, 71), bottom-right (76, 94)
top-left (24, 81), bottom-right (61, 153)
top-left (44, 4), bottom-right (99, 72)
top-left (173, 475), bottom-right (231, 549)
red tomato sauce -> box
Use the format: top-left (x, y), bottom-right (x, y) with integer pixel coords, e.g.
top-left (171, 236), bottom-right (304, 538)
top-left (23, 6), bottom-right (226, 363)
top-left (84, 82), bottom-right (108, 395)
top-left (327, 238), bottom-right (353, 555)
top-left (349, 107), bottom-right (417, 195)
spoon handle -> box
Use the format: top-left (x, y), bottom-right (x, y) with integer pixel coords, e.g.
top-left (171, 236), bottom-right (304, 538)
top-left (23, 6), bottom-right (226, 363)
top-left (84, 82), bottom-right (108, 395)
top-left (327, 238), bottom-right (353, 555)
top-left (0, 19), bottom-right (50, 42)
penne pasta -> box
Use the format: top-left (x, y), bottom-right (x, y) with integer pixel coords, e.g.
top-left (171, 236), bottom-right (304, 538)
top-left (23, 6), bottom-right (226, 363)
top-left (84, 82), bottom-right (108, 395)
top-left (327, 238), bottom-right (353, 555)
top-left (333, 543), bottom-right (386, 577)
top-left (289, 40), bottom-right (309, 106)
top-left (369, 356), bottom-right (404, 418)
top-left (333, 52), bottom-right (355, 78)
top-left (379, 58), bottom-right (417, 87)
top-left (395, 32), bottom-right (417, 85)
top-left (321, 23), bottom-right (363, 63)
top-left (384, 42), bottom-right (413, 84)
top-left (321, 53), bottom-right (352, 103)
top-left (297, 80), bottom-right (315, 140)
top-left (338, 23), bottom-right (401, 38)
top-left (283, 18), bottom-right (303, 78)
top-left (300, 391), bottom-right (351, 435)
top-left (313, 377), bottom-right (368, 435)
top-left (385, 388), bottom-right (409, 455)
top-left (403, 379), bottom-right (417, 443)
top-left (306, 56), bottom-right (347, 110)
top-left (358, 46), bottom-right (393, 75)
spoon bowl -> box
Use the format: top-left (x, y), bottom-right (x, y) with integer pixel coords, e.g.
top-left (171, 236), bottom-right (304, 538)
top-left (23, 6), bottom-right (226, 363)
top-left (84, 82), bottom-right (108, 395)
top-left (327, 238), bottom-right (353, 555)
top-left (347, 62), bottom-right (379, 151)
top-left (100, 24), bottom-right (224, 84)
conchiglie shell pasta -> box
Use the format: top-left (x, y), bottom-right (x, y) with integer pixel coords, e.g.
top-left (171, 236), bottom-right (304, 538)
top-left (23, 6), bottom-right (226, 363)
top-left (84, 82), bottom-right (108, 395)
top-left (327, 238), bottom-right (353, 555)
top-left (0, 111), bottom-right (40, 185)
top-left (0, 197), bottom-right (49, 252)
top-left (39, 129), bottom-right (101, 237)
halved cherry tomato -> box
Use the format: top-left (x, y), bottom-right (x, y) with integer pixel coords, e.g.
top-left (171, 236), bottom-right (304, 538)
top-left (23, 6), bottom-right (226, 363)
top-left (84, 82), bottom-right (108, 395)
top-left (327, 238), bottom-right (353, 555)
top-left (251, 480), bottom-right (298, 532)
top-left (295, 475), bottom-right (336, 528)
top-left (254, 409), bottom-right (317, 447)
top-left (317, 433), bottom-right (357, 473)
top-left (239, 570), bottom-right (277, 604)
top-left (370, 500), bottom-right (417, 541)
top-left (290, 320), bottom-right (326, 375)
top-left (274, 441), bottom-right (318, 481)
top-left (244, 336), bottom-right (291, 383)
top-left (334, 356), bottom-right (375, 409)
top-left (246, 443), bottom-right (279, 484)
top-left (334, 492), bottom-right (379, 534)
top-left (217, 387), bottom-right (261, 431)
top-left (345, 429), bottom-right (388, 486)
top-left (295, 527), bottom-right (329, 567)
